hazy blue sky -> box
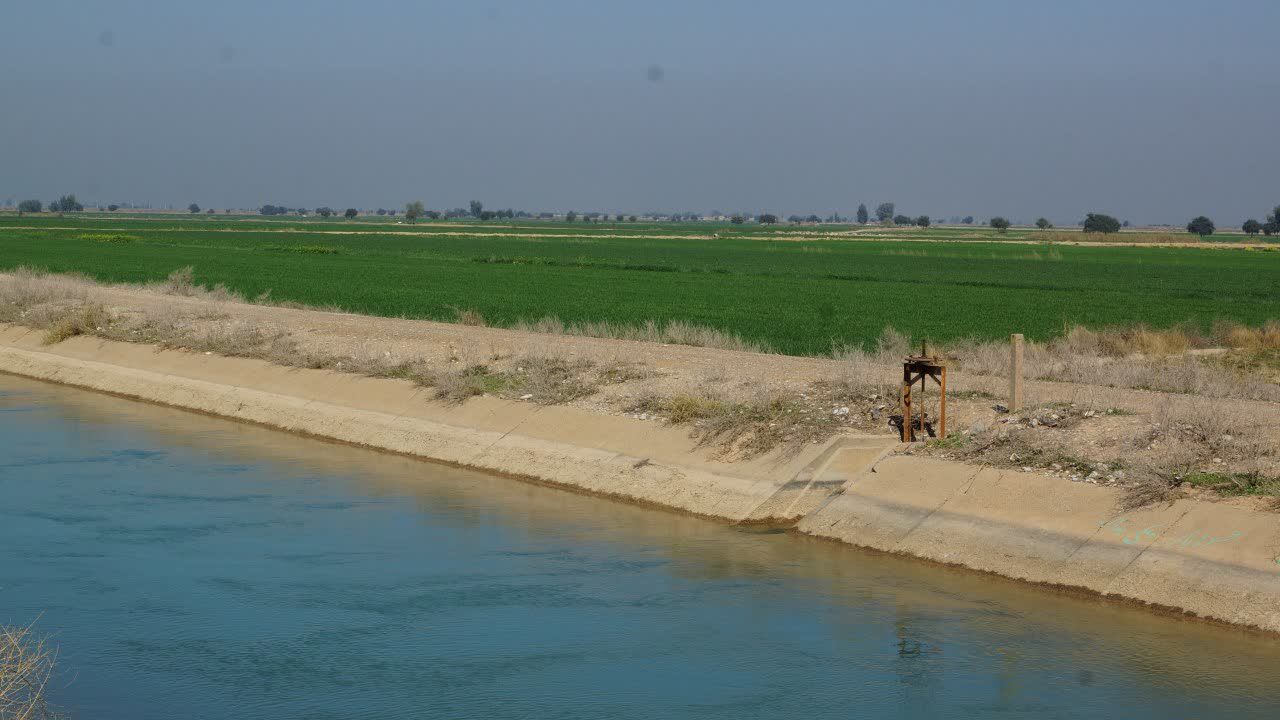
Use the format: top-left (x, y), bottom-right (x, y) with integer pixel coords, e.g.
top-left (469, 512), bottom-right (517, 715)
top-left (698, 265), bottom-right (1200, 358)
top-left (3, 1), bottom-right (1277, 224)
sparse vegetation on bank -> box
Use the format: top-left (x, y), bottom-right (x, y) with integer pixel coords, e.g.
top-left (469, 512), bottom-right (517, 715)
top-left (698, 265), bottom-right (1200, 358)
top-left (918, 396), bottom-right (1279, 509)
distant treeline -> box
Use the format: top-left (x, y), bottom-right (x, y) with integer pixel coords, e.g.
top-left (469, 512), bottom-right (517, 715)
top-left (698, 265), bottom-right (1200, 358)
top-left (11, 193), bottom-right (1280, 237)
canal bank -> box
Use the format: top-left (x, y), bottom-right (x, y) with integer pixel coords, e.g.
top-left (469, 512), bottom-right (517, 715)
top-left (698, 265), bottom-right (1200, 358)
top-left (1, 323), bottom-right (1278, 634)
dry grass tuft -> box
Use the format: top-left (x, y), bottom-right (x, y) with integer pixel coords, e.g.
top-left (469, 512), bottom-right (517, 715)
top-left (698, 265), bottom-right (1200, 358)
top-left (512, 315), bottom-right (768, 353)
top-left (509, 355), bottom-right (597, 404)
top-left (148, 266), bottom-right (243, 302)
top-left (453, 308), bottom-right (488, 327)
top-left (433, 364), bottom-right (503, 402)
top-left (0, 622), bottom-right (60, 720)
top-left (596, 360), bottom-right (655, 385)
top-left (41, 304), bottom-right (112, 344)
top-left (156, 266), bottom-right (197, 296)
top-left (631, 369), bottom-right (896, 458)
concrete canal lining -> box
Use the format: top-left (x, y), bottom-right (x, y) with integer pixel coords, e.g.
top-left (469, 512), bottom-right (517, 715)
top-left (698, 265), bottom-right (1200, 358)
top-left (2, 323), bottom-right (1278, 634)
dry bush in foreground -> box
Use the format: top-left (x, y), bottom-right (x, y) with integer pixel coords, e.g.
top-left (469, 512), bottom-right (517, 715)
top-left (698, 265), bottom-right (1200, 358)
top-left (0, 622), bottom-right (61, 720)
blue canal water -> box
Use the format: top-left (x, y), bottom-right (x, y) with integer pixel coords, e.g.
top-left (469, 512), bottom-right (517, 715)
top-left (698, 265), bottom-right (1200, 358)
top-left (1, 375), bottom-right (1278, 719)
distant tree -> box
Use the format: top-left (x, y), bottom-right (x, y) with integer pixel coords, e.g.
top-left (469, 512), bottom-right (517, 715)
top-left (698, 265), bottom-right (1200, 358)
top-left (1242, 219), bottom-right (1261, 236)
top-left (856, 203), bottom-right (869, 224)
top-left (875, 202), bottom-right (895, 223)
top-left (425, 210), bottom-right (441, 220)
top-left (989, 216), bottom-right (1011, 232)
top-left (1265, 206), bottom-right (1280, 236)
top-left (107, 204), bottom-right (119, 211)
top-left (628, 215), bottom-right (637, 222)
top-left (915, 215), bottom-right (931, 227)
top-left (387, 209), bottom-right (396, 216)
top-left (1186, 216), bottom-right (1215, 237)
top-left (962, 215), bottom-right (974, 224)
top-left (758, 213), bottom-right (779, 224)
top-left (469, 200), bottom-right (484, 218)
top-left (1035, 217), bottom-right (1052, 229)
top-left (49, 194), bottom-right (83, 212)
top-left (17, 199), bottom-right (42, 214)
top-left (376, 208), bottom-right (387, 216)
top-left (188, 203), bottom-right (201, 214)
top-left (787, 214), bottom-right (803, 223)
top-left (566, 211), bottom-right (577, 222)
top-left (296, 208), bottom-right (310, 216)
top-left (1082, 213), bottom-right (1121, 234)
top-left (1122, 220), bottom-right (1131, 228)
top-left (344, 208), bottom-right (358, 219)
top-left (479, 210), bottom-right (496, 221)
top-left (892, 214), bottom-right (912, 226)
top-left (405, 200), bottom-right (425, 221)
top-left (206, 208), bottom-right (215, 214)
top-left (730, 214), bottom-right (745, 224)
top-left (316, 207), bottom-right (333, 217)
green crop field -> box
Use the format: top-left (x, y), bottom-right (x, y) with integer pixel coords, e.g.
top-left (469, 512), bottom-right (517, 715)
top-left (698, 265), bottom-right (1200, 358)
top-left (0, 214), bottom-right (1276, 356)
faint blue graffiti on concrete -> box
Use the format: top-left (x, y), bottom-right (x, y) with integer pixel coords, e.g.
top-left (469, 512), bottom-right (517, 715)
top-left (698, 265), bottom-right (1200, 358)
top-left (1098, 517), bottom-right (1163, 545)
top-left (1176, 530), bottom-right (1243, 548)
top-left (1099, 518), bottom-right (1244, 549)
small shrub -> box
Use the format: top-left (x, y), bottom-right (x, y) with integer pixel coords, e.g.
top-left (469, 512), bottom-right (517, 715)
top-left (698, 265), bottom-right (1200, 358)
top-left (453, 308), bottom-right (487, 326)
top-left (1183, 471), bottom-right (1280, 497)
top-left (509, 355), bottom-right (597, 404)
top-left (433, 364), bottom-right (507, 402)
top-left (596, 361), bottom-right (654, 384)
top-left (159, 266), bottom-right (197, 296)
top-left (42, 304), bottom-right (111, 344)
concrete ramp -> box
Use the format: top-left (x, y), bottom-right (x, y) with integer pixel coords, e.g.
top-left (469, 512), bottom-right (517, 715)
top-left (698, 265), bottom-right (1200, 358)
top-left (739, 436), bottom-right (899, 525)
